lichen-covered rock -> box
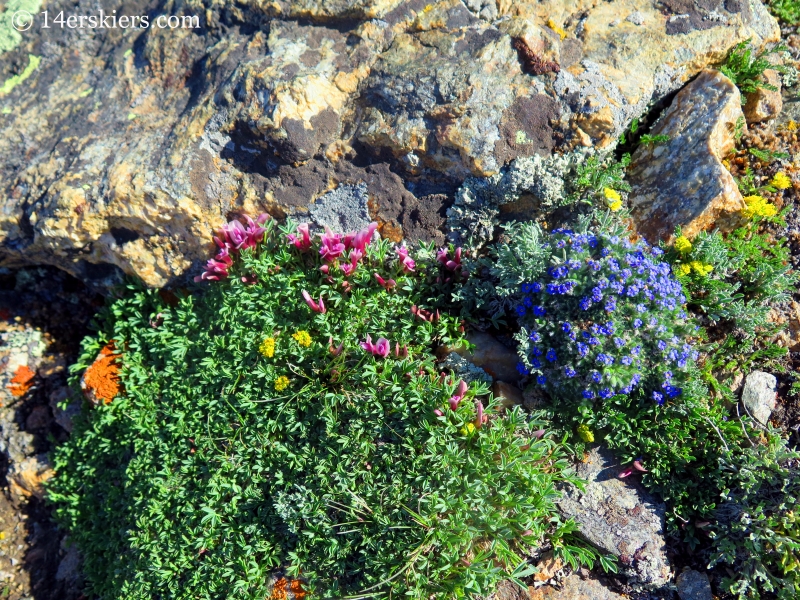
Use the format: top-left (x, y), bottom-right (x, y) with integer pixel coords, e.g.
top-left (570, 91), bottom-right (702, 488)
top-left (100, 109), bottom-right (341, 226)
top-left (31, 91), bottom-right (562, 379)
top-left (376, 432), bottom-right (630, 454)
top-left (0, 0), bottom-right (780, 286)
top-left (741, 371), bottom-right (778, 425)
top-left (628, 70), bottom-right (748, 244)
top-left (744, 68), bottom-right (784, 124)
top-left (493, 572), bottom-right (626, 600)
top-left (676, 569), bottom-right (713, 600)
top-left (556, 447), bottom-right (671, 589)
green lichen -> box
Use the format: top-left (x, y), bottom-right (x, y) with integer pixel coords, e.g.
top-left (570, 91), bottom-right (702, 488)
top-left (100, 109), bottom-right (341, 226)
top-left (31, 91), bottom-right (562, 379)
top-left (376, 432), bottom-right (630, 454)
top-left (0, 53), bottom-right (40, 96)
top-left (0, 0), bottom-right (43, 54)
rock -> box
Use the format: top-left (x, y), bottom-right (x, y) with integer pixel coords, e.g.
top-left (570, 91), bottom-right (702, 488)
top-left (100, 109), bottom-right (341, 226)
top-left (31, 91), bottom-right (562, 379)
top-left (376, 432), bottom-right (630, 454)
top-left (8, 454), bottom-right (54, 501)
top-left (744, 69), bottom-right (783, 123)
top-left (55, 539), bottom-right (82, 584)
top-left (494, 572), bottom-right (625, 600)
top-left (462, 332), bottom-right (521, 383)
top-left (49, 385), bottom-right (81, 434)
top-left (741, 371), bottom-right (777, 425)
top-left (676, 569), bottom-right (713, 600)
top-left (556, 447), bottom-right (670, 589)
top-left (629, 70), bottom-right (748, 244)
top-left (492, 381), bottom-right (524, 409)
top-left (24, 405), bottom-right (51, 430)
top-left (0, 0), bottom-right (779, 286)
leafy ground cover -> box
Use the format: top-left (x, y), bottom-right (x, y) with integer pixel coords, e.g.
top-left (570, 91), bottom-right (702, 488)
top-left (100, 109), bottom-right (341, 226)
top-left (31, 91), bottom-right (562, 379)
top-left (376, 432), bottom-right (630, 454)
top-left (46, 218), bottom-right (606, 599)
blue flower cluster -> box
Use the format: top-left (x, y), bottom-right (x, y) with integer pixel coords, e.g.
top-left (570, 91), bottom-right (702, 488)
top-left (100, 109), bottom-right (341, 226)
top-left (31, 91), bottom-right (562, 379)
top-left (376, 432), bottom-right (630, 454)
top-left (513, 229), bottom-right (696, 406)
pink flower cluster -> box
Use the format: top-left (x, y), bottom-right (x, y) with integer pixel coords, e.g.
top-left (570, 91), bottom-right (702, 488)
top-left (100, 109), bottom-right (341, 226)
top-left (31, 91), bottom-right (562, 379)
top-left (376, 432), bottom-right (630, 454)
top-left (195, 214), bottom-right (270, 282)
top-left (288, 222), bottom-right (379, 277)
top-left (410, 305), bottom-right (440, 322)
top-left (619, 460), bottom-right (648, 478)
top-left (360, 334), bottom-right (408, 359)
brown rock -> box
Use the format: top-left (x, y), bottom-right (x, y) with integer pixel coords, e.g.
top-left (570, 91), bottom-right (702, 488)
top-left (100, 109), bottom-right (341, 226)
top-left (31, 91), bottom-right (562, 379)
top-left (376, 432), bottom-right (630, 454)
top-left (8, 455), bottom-right (54, 501)
top-left (25, 406), bottom-right (51, 430)
top-left (492, 381), bottom-right (524, 409)
top-left (494, 572), bottom-right (625, 600)
top-left (629, 70), bottom-right (748, 244)
top-left (744, 69), bottom-right (783, 124)
top-left (461, 332), bottom-right (521, 383)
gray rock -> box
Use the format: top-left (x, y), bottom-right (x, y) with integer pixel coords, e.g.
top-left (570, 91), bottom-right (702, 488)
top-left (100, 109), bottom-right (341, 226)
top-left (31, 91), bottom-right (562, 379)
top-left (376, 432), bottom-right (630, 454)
top-left (55, 541), bottom-right (81, 583)
top-left (741, 371), bottom-right (778, 425)
top-left (626, 12), bottom-right (646, 26)
top-left (493, 572), bottom-right (626, 600)
top-left (629, 69), bottom-right (747, 244)
top-left (556, 447), bottom-right (671, 589)
top-left (676, 569), bottom-right (712, 600)
top-left (744, 68), bottom-right (783, 124)
top-left (309, 183), bottom-right (373, 234)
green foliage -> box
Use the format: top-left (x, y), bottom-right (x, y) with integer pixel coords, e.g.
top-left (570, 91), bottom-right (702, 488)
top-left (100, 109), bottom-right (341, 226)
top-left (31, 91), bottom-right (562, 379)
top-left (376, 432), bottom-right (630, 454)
top-left (48, 220), bottom-right (590, 599)
top-left (570, 153), bottom-right (631, 203)
top-left (666, 224), bottom-right (797, 337)
top-left (618, 118), bottom-right (670, 147)
top-left (748, 147), bottom-right (790, 163)
top-left (769, 0), bottom-right (800, 24)
top-left (720, 40), bottom-right (787, 103)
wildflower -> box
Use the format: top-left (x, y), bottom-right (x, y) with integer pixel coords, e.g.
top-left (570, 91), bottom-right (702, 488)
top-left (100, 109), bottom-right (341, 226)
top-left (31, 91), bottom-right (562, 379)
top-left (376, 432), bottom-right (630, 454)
top-left (652, 391), bottom-right (664, 405)
top-left (533, 305), bottom-right (546, 317)
top-left (259, 337), bottom-right (275, 358)
top-left (274, 376), bottom-right (290, 392)
top-left (301, 290), bottom-right (326, 314)
top-left (474, 400), bottom-right (487, 429)
top-left (394, 342), bottom-right (408, 358)
top-left (547, 18), bottom-right (567, 39)
top-left (618, 467), bottom-right (634, 478)
top-left (328, 337), bottom-right (343, 356)
top-left (678, 263), bottom-right (692, 275)
top-left (633, 459), bottom-right (648, 472)
top-left (344, 222), bottom-right (377, 253)
top-left (460, 423), bottom-right (476, 435)
top-left (448, 380), bottom-right (470, 411)
top-left (608, 198), bottom-right (623, 212)
top-left (771, 172), bottom-right (792, 190)
top-left (216, 214), bottom-right (269, 252)
top-left (604, 187), bottom-right (621, 202)
top-left (546, 349), bottom-right (557, 362)
top-left (576, 424), bottom-right (594, 443)
top-left (287, 223), bottom-right (312, 251)
top-left (564, 366), bottom-right (576, 378)
top-left (374, 273), bottom-right (397, 290)
top-left (411, 305), bottom-right (439, 322)
top-left (516, 362), bottom-right (529, 375)
top-left (561, 322), bottom-right (571, 333)
top-left (361, 334), bottom-right (390, 358)
top-left (537, 375), bottom-right (547, 385)
top-left (292, 330), bottom-right (312, 347)
top-left (743, 195), bottom-right (778, 218)
top-left (690, 261), bottom-right (713, 276)
top-left (437, 247), bottom-right (463, 272)
top-left (529, 331), bottom-right (542, 342)
top-left (195, 247), bottom-right (234, 282)
top-left (674, 235), bottom-right (692, 254)
top-left (396, 245), bottom-right (416, 273)
top-left (319, 227), bottom-right (346, 262)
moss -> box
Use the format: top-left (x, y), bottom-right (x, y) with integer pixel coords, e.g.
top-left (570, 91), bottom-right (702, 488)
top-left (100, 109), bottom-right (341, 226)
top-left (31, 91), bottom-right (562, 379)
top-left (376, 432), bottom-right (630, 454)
top-left (0, 0), bottom-right (43, 54)
top-left (0, 53), bottom-right (40, 96)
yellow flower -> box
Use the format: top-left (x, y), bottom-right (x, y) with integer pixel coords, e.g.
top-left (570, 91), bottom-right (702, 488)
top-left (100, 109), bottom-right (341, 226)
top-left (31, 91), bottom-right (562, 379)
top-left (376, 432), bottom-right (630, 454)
top-left (547, 18), bottom-right (568, 40)
top-left (722, 159), bottom-right (731, 170)
top-left (603, 187), bottom-right (621, 201)
top-left (292, 330), bottom-right (312, 347)
top-left (674, 236), bottom-right (692, 254)
top-left (608, 199), bottom-right (623, 212)
top-left (771, 172), bottom-right (792, 190)
top-left (743, 195), bottom-right (778, 218)
top-left (576, 424), bottom-right (594, 443)
top-left (274, 376), bottom-right (290, 392)
top-left (459, 423), bottom-right (476, 436)
top-left (259, 337), bottom-right (275, 358)
top-left (690, 261), bottom-right (713, 276)
top-left (788, 120), bottom-right (798, 132)
top-left (679, 263), bottom-right (692, 275)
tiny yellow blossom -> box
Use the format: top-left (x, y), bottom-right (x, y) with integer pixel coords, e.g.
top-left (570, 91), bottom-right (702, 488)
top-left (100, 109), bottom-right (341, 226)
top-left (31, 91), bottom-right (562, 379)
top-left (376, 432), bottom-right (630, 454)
top-left (259, 337), bottom-right (275, 358)
top-left (608, 199), bottom-right (623, 212)
top-left (722, 159), bottom-right (731, 170)
top-left (603, 187), bottom-right (621, 201)
top-left (274, 376), bottom-right (290, 392)
top-left (576, 424), bottom-right (594, 443)
top-left (460, 423), bottom-right (476, 436)
top-left (547, 18), bottom-right (568, 40)
top-left (292, 330), bottom-right (312, 347)
top-left (743, 195), bottom-right (778, 218)
top-left (679, 263), bottom-right (692, 275)
top-left (674, 236), bottom-right (692, 254)
top-left (690, 261), bottom-right (713, 276)
top-left (788, 120), bottom-right (798, 132)
top-left (771, 172), bottom-right (792, 190)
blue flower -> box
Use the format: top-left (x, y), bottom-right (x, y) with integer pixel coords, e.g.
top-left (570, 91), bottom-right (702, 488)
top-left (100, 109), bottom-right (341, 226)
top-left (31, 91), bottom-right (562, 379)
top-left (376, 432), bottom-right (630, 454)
top-left (621, 356), bottom-right (633, 366)
top-left (633, 318), bottom-right (643, 328)
top-left (546, 349), bottom-right (558, 363)
top-left (524, 297), bottom-right (533, 307)
top-left (599, 388), bottom-right (613, 399)
top-left (537, 375), bottom-right (547, 385)
top-left (577, 342), bottom-right (588, 357)
top-left (516, 305), bottom-right (526, 316)
top-left (529, 331), bottom-right (542, 342)
top-left (636, 304), bottom-right (647, 313)
top-left (582, 389), bottom-right (595, 399)
top-left (564, 366), bottom-right (576, 378)
top-left (631, 346), bottom-right (641, 355)
top-left (653, 391), bottom-right (664, 405)
top-left (531, 358), bottom-right (542, 368)
top-left (588, 337), bottom-right (600, 346)
top-left (516, 362), bottom-right (529, 375)
top-left (657, 340), bottom-right (667, 351)
top-left (651, 247), bottom-right (664, 256)
top-left (561, 322), bottom-right (572, 333)
top-left (605, 297), bottom-right (617, 312)
top-left (601, 248), bottom-right (611, 257)
top-left (532, 347), bottom-right (543, 357)
top-left (531, 282), bottom-right (542, 293)
top-left (614, 337), bottom-right (625, 348)
top-left (533, 306), bottom-right (546, 317)
top-left (580, 297), bottom-right (592, 311)
top-left (591, 371), bottom-right (602, 383)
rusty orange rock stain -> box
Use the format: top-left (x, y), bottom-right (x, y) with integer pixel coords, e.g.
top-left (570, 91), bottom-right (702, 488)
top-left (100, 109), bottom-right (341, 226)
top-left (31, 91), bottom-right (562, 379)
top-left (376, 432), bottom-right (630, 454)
top-left (84, 342), bottom-right (122, 404)
top-left (8, 365), bottom-right (35, 397)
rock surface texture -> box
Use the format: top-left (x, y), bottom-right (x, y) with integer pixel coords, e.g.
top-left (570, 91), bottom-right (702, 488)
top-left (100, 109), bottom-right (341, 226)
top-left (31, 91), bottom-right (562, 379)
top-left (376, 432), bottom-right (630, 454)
top-left (0, 0), bottom-right (780, 285)
top-left (494, 572), bottom-right (625, 600)
top-left (741, 370), bottom-right (778, 425)
top-left (556, 446), bottom-right (671, 589)
top-left (628, 69), bottom-right (748, 244)
top-left (676, 569), bottom-right (713, 600)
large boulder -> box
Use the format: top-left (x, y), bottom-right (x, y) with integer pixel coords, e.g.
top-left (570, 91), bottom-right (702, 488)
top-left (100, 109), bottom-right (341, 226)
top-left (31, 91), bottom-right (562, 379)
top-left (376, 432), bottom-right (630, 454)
top-left (0, 0), bottom-right (779, 286)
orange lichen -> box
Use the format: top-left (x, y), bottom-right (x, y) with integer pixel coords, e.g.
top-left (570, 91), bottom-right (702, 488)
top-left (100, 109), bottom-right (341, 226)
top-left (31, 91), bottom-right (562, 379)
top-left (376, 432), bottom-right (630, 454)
top-left (270, 577), bottom-right (305, 600)
top-left (84, 342), bottom-right (121, 404)
top-left (8, 365), bottom-right (35, 397)
top-left (289, 579), bottom-right (306, 599)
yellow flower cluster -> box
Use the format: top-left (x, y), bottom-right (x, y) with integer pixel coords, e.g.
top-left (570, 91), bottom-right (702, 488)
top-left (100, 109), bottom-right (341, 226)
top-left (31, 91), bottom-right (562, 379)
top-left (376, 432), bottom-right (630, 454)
top-left (743, 195), bottom-right (778, 219)
top-left (679, 262), bottom-right (713, 276)
top-left (674, 235), bottom-right (692, 254)
top-left (788, 120), bottom-right (798, 132)
top-left (259, 337), bottom-right (275, 358)
top-left (603, 187), bottom-right (622, 211)
top-left (547, 18), bottom-right (568, 40)
top-left (459, 423), bottom-right (476, 436)
top-left (771, 172), bottom-right (792, 190)
top-left (576, 424), bottom-right (594, 443)
top-left (274, 375), bottom-right (290, 392)
top-left (292, 330), bottom-right (312, 347)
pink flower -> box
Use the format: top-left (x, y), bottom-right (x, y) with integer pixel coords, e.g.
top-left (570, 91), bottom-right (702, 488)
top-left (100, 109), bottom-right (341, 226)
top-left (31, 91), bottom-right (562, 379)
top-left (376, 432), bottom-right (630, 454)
top-left (449, 396), bottom-right (462, 411)
top-left (340, 249), bottom-right (363, 276)
top-left (633, 460), bottom-right (648, 472)
top-left (301, 290), bottom-right (326, 314)
top-left (394, 342), bottom-right (408, 358)
top-left (410, 305), bottom-right (439, 322)
top-left (288, 223), bottom-right (312, 251)
top-left (374, 273), bottom-right (397, 290)
top-left (345, 222), bottom-right (378, 253)
top-left (447, 379), bottom-right (470, 411)
top-left (319, 264), bottom-right (330, 275)
top-left (242, 214), bottom-right (269, 249)
top-left (437, 247), bottom-right (463, 271)
top-left (474, 400), bottom-right (487, 429)
top-left (396, 245), bottom-right (416, 273)
top-left (215, 214), bottom-right (269, 252)
top-left (360, 334), bottom-right (390, 358)
top-left (328, 336), bottom-right (343, 356)
top-left (618, 467), bottom-right (634, 479)
top-left (434, 409), bottom-right (444, 417)
top-left (194, 247), bottom-right (234, 282)
top-left (532, 429), bottom-right (546, 439)
top-left (319, 227), bottom-right (345, 262)
top-left (241, 273), bottom-right (258, 285)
